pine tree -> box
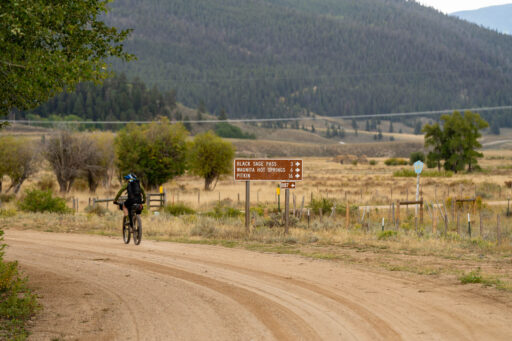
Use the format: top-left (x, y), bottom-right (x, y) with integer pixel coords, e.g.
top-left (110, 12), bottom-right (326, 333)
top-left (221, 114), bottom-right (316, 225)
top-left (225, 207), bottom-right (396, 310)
top-left (219, 109), bottom-right (227, 120)
top-left (414, 121), bottom-right (423, 135)
top-left (490, 119), bottom-right (501, 135)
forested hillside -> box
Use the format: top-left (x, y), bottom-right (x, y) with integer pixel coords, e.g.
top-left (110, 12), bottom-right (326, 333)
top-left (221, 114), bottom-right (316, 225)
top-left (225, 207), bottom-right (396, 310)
top-left (453, 4), bottom-right (512, 35)
top-left (99, 0), bottom-right (512, 118)
top-left (27, 74), bottom-right (176, 122)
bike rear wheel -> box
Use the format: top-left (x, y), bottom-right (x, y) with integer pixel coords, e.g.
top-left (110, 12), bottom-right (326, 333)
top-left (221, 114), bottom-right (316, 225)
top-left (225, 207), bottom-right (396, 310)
top-left (122, 216), bottom-right (131, 244)
top-left (133, 215), bottom-right (142, 245)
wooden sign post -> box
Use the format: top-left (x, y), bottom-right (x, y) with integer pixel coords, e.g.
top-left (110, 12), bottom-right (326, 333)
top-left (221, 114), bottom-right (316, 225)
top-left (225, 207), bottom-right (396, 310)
top-left (245, 181), bottom-right (250, 233)
top-left (234, 159), bottom-right (303, 232)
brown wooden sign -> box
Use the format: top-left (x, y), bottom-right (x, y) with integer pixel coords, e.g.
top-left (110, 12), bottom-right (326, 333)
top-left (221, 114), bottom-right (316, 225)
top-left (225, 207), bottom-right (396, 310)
top-left (280, 182), bottom-right (296, 189)
top-left (234, 159), bottom-right (303, 181)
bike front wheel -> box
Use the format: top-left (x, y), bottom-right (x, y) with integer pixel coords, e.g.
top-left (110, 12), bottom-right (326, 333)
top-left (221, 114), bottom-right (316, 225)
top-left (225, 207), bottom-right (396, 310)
top-left (133, 215), bottom-right (142, 245)
top-left (122, 216), bottom-right (131, 244)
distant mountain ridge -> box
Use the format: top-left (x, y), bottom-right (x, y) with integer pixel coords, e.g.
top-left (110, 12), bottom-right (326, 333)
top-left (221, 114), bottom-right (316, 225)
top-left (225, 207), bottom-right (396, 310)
top-left (54, 0), bottom-right (512, 119)
top-left (453, 4), bottom-right (512, 35)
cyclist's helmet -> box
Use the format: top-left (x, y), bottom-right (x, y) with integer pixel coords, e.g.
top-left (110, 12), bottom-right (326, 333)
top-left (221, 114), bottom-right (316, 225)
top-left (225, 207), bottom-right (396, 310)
top-left (124, 174), bottom-right (136, 181)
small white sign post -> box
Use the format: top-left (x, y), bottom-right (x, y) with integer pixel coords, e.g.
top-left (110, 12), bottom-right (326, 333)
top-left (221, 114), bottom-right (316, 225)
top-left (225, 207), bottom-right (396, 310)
top-left (414, 161), bottom-right (424, 216)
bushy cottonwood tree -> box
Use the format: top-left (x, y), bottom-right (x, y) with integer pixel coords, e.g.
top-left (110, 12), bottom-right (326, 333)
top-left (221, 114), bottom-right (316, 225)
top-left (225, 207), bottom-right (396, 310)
top-left (423, 111), bottom-right (488, 173)
top-left (115, 118), bottom-right (188, 189)
top-left (188, 131), bottom-right (235, 191)
top-left (0, 0), bottom-right (132, 116)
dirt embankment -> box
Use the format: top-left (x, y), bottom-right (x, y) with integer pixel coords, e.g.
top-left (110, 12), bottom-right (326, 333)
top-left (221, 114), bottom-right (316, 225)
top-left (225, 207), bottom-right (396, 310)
top-left (4, 230), bottom-right (512, 341)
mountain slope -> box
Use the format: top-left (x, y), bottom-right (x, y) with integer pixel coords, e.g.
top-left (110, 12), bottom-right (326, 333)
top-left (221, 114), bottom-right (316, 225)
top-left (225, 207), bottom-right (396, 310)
top-left (453, 4), bottom-right (512, 35)
top-left (104, 0), bottom-right (512, 118)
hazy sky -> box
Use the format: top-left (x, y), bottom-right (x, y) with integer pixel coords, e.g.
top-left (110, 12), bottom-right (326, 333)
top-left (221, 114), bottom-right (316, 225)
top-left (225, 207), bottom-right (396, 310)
top-left (416, 0), bottom-right (512, 13)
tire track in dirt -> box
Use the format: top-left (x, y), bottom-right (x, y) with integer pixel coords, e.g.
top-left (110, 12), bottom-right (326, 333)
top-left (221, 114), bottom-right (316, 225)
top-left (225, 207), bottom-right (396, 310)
top-left (109, 246), bottom-right (402, 340)
top-left (6, 237), bottom-right (321, 340)
top-left (7, 235), bottom-right (400, 340)
top-left (115, 258), bottom-right (322, 341)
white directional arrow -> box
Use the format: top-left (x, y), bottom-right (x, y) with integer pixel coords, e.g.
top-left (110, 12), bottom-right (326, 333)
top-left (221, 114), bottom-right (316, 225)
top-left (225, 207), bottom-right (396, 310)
top-left (295, 162), bottom-right (300, 166)
top-left (295, 174), bottom-right (300, 178)
top-left (291, 184), bottom-right (295, 188)
top-left (295, 168), bottom-right (300, 172)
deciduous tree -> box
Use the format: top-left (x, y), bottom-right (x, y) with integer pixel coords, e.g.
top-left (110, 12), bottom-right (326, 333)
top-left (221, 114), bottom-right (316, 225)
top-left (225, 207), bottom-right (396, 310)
top-left (188, 131), bottom-right (235, 191)
top-left (423, 111), bottom-right (488, 173)
top-left (423, 123), bottom-right (444, 170)
top-left (0, 0), bottom-right (133, 115)
top-left (45, 132), bottom-right (99, 193)
top-left (0, 137), bottom-right (40, 193)
top-left (115, 118), bottom-right (188, 189)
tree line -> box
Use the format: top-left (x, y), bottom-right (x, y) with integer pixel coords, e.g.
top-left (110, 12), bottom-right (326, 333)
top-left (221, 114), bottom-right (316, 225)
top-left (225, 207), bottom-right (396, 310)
top-left (21, 74), bottom-right (177, 124)
top-left (0, 119), bottom-right (235, 195)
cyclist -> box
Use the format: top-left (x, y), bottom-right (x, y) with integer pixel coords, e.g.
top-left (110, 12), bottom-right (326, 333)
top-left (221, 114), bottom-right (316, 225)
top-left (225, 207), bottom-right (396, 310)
top-left (113, 173), bottom-right (147, 217)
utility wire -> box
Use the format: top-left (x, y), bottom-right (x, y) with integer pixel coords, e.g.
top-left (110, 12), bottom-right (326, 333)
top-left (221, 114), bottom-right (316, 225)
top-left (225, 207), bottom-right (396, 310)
top-left (135, 67), bottom-right (488, 84)
top-left (4, 105), bottom-right (512, 125)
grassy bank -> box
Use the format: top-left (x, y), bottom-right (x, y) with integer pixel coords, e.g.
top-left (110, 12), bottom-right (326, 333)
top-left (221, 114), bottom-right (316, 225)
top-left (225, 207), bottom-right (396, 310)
top-left (0, 229), bottom-right (38, 340)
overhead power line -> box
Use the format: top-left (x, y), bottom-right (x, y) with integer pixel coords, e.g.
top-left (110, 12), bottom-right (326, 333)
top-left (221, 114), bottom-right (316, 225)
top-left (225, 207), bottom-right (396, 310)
top-left (140, 67), bottom-right (486, 84)
top-left (4, 105), bottom-right (512, 125)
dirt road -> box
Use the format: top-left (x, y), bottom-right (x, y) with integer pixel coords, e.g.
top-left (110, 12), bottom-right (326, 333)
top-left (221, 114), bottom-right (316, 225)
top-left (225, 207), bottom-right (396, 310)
top-left (4, 230), bottom-right (512, 340)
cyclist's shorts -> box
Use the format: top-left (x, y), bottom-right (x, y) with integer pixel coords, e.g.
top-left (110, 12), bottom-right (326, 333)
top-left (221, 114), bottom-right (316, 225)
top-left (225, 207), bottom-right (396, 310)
top-left (123, 199), bottom-right (135, 210)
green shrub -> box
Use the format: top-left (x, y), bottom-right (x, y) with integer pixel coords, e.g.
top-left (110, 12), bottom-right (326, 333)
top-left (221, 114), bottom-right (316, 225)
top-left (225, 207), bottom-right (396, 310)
top-left (17, 189), bottom-right (72, 214)
top-left (378, 230), bottom-right (398, 240)
top-left (250, 205), bottom-right (265, 217)
top-left (369, 160), bottom-right (377, 166)
top-left (206, 204), bottom-right (242, 219)
top-left (214, 122), bottom-right (256, 139)
top-left (384, 158), bottom-right (408, 166)
top-left (459, 269), bottom-right (483, 284)
top-left (164, 203), bottom-right (195, 216)
top-left (308, 197), bottom-right (335, 215)
top-left (393, 169), bottom-right (453, 178)
top-left (409, 151), bottom-right (425, 165)
top-left (334, 203), bottom-right (358, 216)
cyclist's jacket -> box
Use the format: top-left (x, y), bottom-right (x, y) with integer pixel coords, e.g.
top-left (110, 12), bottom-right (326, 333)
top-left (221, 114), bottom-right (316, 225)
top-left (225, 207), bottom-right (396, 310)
top-left (114, 180), bottom-right (147, 204)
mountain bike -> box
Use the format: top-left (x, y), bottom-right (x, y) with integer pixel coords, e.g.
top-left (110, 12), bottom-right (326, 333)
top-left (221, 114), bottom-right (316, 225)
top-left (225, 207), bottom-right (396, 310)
top-left (116, 202), bottom-right (143, 245)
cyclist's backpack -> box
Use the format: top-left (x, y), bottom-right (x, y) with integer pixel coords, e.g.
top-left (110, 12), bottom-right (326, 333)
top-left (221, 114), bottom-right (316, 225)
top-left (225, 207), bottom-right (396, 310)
top-left (127, 179), bottom-right (143, 203)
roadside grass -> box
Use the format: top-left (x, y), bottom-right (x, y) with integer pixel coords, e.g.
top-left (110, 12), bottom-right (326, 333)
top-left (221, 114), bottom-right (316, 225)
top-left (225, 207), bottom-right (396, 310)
top-left (459, 268), bottom-right (512, 291)
top-left (0, 229), bottom-right (39, 340)
top-left (393, 169), bottom-right (454, 178)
